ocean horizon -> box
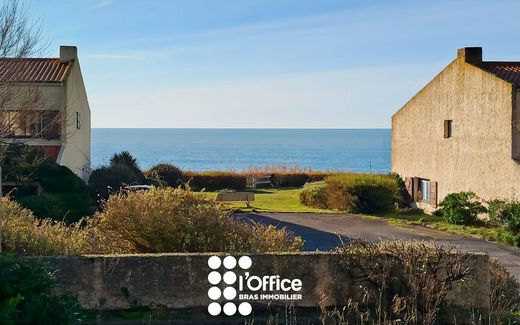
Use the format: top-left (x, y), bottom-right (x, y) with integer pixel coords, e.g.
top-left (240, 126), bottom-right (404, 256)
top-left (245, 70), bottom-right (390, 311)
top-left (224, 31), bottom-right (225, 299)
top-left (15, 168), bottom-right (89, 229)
top-left (92, 128), bottom-right (391, 172)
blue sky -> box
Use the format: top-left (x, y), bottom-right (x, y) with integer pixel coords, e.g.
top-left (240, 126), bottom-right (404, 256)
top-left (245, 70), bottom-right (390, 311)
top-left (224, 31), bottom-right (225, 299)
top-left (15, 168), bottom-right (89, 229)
top-left (30, 0), bottom-right (520, 128)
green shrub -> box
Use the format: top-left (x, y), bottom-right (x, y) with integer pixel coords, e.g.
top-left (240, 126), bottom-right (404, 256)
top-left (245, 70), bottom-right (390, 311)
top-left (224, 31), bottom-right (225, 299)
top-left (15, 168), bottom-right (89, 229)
top-left (324, 173), bottom-right (399, 214)
top-left (35, 162), bottom-right (91, 223)
top-left (183, 171), bottom-right (246, 190)
top-left (0, 144), bottom-right (45, 183)
top-left (88, 151), bottom-right (146, 201)
top-left (89, 165), bottom-right (143, 200)
top-left (146, 163), bottom-right (183, 187)
top-left (2, 146), bottom-right (91, 223)
top-left (36, 162), bottom-right (88, 194)
top-left (387, 172), bottom-right (412, 208)
top-left (109, 150), bottom-right (144, 178)
top-left (488, 199), bottom-right (520, 233)
top-left (271, 173), bottom-right (306, 187)
top-left (299, 182), bottom-right (328, 208)
top-left (488, 199), bottom-right (508, 227)
top-left (95, 187), bottom-right (302, 253)
top-left (270, 172), bottom-right (327, 187)
top-left (0, 254), bottom-right (81, 324)
top-left (17, 192), bottom-right (90, 223)
top-left (438, 192), bottom-right (486, 225)
top-left (323, 178), bottom-right (358, 211)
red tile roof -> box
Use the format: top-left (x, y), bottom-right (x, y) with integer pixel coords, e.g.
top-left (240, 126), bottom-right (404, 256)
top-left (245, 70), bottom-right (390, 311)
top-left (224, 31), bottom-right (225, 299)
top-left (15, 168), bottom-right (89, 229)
top-left (0, 58), bottom-right (71, 83)
top-left (483, 62), bottom-right (520, 86)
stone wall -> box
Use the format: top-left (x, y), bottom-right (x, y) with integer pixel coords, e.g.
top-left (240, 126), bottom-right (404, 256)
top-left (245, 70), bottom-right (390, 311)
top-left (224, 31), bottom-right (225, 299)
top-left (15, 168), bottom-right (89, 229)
top-left (37, 252), bottom-right (490, 312)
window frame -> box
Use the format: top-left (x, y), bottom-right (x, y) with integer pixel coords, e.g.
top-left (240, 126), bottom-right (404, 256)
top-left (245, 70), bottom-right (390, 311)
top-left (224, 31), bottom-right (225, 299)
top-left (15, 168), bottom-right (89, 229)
top-left (419, 179), bottom-right (431, 203)
top-left (2, 110), bottom-right (61, 140)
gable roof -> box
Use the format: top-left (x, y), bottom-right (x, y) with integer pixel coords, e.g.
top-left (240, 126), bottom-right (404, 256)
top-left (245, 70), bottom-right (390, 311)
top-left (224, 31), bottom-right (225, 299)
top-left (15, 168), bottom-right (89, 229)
top-left (0, 58), bottom-right (71, 83)
top-left (482, 62), bottom-right (520, 86)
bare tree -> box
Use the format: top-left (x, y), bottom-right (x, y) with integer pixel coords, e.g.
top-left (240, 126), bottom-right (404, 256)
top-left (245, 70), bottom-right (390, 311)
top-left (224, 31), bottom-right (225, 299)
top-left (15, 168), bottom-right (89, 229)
top-left (0, 0), bottom-right (48, 252)
top-left (0, 0), bottom-right (51, 183)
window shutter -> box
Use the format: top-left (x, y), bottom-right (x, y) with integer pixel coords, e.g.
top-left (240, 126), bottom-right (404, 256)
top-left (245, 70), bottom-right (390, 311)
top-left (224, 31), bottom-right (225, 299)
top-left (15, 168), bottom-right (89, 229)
top-left (404, 177), bottom-right (413, 199)
top-left (430, 181), bottom-right (438, 208)
top-left (412, 177), bottom-right (419, 202)
top-left (444, 120), bottom-right (452, 138)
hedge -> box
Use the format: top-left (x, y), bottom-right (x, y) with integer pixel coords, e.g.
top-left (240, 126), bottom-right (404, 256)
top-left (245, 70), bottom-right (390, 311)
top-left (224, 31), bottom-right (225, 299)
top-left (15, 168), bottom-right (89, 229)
top-left (270, 172), bottom-right (327, 187)
top-left (182, 172), bottom-right (246, 190)
top-left (324, 173), bottom-right (399, 214)
top-left (300, 173), bottom-right (399, 214)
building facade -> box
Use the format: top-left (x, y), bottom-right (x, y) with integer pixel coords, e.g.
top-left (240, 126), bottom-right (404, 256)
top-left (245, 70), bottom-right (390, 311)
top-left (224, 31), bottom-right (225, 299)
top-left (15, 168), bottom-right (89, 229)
top-left (0, 45), bottom-right (91, 180)
top-left (392, 47), bottom-right (520, 211)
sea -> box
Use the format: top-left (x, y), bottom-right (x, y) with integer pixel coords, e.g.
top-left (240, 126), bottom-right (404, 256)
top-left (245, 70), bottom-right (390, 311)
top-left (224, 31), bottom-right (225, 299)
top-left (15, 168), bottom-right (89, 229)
top-left (91, 129), bottom-right (391, 173)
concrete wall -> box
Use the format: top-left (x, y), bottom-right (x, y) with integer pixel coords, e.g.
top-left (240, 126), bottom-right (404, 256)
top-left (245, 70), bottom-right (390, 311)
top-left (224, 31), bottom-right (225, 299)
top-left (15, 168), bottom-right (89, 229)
top-left (37, 252), bottom-right (490, 312)
top-left (58, 46), bottom-right (91, 180)
top-left (392, 50), bottom-right (516, 208)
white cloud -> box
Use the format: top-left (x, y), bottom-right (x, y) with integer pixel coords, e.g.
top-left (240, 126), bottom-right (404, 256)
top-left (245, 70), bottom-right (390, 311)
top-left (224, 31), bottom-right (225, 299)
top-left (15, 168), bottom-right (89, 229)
top-left (95, 0), bottom-right (114, 9)
top-left (83, 50), bottom-right (169, 61)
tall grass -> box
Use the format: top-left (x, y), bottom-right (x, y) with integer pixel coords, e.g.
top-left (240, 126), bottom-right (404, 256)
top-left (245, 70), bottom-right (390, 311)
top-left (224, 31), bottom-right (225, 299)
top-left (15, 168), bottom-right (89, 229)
top-left (325, 173), bottom-right (399, 188)
top-left (0, 197), bottom-right (98, 255)
top-left (0, 188), bottom-right (303, 255)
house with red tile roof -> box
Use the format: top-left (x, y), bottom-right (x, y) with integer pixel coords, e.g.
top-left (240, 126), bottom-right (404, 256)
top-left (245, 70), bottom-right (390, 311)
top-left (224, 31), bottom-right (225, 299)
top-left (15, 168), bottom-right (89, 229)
top-left (392, 47), bottom-right (520, 211)
top-left (0, 45), bottom-right (91, 180)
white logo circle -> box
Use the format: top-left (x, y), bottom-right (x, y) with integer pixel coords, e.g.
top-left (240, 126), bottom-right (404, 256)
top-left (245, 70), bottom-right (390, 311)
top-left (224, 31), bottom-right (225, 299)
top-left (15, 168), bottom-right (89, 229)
top-left (238, 256), bottom-right (252, 269)
top-left (223, 271), bottom-right (237, 285)
top-left (207, 286), bottom-right (222, 300)
top-left (208, 271), bottom-right (221, 285)
top-left (238, 302), bottom-right (253, 316)
top-left (208, 256), bottom-right (221, 270)
top-left (208, 302), bottom-right (221, 316)
top-left (223, 256), bottom-right (237, 269)
top-left (223, 302), bottom-right (237, 316)
top-left (223, 286), bottom-right (237, 300)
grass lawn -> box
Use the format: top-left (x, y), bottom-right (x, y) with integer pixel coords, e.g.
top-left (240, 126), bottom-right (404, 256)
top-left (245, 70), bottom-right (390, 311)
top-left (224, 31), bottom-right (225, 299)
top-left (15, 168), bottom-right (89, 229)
top-left (379, 210), bottom-right (517, 246)
top-left (203, 187), bottom-right (334, 213)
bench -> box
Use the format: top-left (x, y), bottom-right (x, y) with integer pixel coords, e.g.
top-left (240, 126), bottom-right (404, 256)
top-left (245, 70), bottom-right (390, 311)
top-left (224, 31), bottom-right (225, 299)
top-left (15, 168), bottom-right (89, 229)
top-left (215, 191), bottom-right (255, 207)
top-left (246, 175), bottom-right (272, 188)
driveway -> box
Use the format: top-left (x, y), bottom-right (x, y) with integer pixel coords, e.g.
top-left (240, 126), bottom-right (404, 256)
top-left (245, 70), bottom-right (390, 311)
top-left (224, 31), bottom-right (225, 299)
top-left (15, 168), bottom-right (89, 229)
top-left (235, 212), bottom-right (520, 278)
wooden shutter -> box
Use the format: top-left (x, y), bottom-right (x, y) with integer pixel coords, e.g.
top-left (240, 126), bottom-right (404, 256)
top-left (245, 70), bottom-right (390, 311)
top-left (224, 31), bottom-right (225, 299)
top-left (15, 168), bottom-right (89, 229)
top-left (404, 177), bottom-right (413, 199)
top-left (430, 181), bottom-right (438, 208)
top-left (412, 177), bottom-right (419, 202)
top-left (444, 120), bottom-right (452, 138)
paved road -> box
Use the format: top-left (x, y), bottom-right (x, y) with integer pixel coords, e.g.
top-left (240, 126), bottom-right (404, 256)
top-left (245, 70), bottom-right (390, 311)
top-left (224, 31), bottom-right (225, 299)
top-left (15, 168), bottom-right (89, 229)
top-left (235, 212), bottom-right (520, 278)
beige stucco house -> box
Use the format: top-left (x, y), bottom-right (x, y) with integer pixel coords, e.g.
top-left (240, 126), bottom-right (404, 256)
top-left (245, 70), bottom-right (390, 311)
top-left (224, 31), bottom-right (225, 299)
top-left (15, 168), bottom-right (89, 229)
top-left (0, 45), bottom-right (91, 180)
top-left (392, 47), bottom-right (520, 211)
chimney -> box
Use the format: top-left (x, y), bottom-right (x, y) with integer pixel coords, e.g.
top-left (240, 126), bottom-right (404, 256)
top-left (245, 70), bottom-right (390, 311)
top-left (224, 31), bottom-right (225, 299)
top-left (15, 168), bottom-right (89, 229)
top-left (60, 45), bottom-right (77, 63)
top-left (457, 47), bottom-right (482, 66)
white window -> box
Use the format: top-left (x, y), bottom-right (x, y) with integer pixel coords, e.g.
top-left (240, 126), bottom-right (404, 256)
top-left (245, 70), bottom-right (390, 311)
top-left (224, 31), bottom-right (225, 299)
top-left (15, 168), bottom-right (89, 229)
top-left (420, 179), bottom-right (430, 203)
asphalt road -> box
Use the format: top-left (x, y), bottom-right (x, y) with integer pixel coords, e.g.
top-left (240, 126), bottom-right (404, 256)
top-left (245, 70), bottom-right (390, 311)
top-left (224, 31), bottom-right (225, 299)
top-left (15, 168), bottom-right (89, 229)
top-left (235, 212), bottom-right (520, 278)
